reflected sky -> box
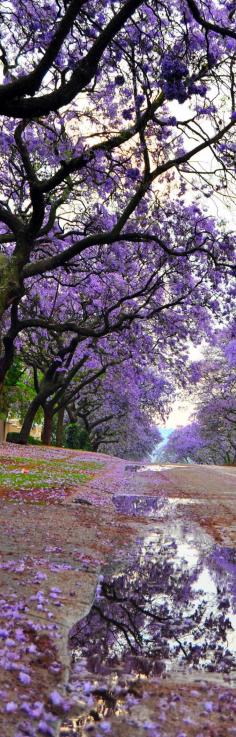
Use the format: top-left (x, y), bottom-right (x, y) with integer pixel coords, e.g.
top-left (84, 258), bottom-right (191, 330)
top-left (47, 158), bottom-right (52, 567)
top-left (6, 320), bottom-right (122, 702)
top-left (61, 498), bottom-right (236, 736)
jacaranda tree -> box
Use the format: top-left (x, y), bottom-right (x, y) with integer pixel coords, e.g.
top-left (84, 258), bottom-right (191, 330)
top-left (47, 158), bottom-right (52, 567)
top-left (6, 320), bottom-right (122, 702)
top-left (0, 0), bottom-right (235, 449)
top-left (162, 322), bottom-right (236, 464)
top-left (66, 359), bottom-right (167, 457)
top-left (14, 295), bottom-right (175, 445)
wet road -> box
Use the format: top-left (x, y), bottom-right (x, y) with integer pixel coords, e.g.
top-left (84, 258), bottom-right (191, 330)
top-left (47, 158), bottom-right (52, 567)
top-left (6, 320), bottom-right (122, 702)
top-left (61, 463), bottom-right (236, 737)
top-left (0, 448), bottom-right (235, 737)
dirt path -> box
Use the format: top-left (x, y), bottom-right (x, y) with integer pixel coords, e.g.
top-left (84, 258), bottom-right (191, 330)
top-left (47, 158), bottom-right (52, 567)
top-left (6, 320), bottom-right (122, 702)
top-left (0, 447), bottom-right (235, 737)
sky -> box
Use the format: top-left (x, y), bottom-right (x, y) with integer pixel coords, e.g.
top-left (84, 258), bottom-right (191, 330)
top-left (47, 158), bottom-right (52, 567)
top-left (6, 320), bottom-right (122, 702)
top-left (161, 342), bottom-right (204, 429)
top-left (165, 398), bottom-right (194, 429)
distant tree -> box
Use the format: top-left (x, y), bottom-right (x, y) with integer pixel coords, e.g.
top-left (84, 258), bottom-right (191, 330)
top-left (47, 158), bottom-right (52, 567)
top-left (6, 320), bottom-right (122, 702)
top-left (69, 361), bottom-right (166, 458)
top-left (160, 422), bottom-right (205, 464)
top-left (163, 323), bottom-right (236, 464)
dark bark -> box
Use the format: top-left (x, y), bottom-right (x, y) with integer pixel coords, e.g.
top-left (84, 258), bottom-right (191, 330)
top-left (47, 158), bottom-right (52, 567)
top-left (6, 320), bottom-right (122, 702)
top-left (56, 407), bottom-right (65, 447)
top-left (91, 440), bottom-right (99, 452)
top-left (0, 304), bottom-right (21, 389)
top-left (67, 405), bottom-right (76, 423)
top-left (18, 365), bottom-right (62, 445)
top-left (18, 394), bottom-right (43, 444)
top-left (0, 339), bottom-right (15, 389)
top-left (0, 0), bottom-right (143, 118)
top-left (186, 0), bottom-right (236, 39)
top-left (41, 403), bottom-right (53, 445)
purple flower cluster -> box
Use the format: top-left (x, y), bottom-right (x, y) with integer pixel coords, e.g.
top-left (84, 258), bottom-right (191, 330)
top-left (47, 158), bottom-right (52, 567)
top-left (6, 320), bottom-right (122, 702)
top-left (161, 53), bottom-right (208, 103)
top-left (160, 53), bottom-right (189, 103)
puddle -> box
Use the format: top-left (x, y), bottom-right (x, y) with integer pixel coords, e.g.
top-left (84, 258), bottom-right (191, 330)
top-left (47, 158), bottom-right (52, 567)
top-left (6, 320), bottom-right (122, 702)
top-left (112, 495), bottom-right (166, 517)
top-left (60, 515), bottom-right (236, 736)
top-left (140, 464), bottom-right (192, 472)
top-left (112, 495), bottom-right (202, 523)
top-left (168, 498), bottom-right (202, 505)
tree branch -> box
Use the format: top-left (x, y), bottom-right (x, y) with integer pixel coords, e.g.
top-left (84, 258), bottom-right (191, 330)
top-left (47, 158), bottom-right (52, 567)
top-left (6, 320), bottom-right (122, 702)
top-left (0, 0), bottom-right (143, 118)
top-left (186, 0), bottom-right (236, 40)
top-left (22, 117), bottom-right (236, 278)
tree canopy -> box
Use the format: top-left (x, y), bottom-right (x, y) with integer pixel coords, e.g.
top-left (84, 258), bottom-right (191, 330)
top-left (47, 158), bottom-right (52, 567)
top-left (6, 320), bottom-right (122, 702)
top-left (0, 0), bottom-right (235, 455)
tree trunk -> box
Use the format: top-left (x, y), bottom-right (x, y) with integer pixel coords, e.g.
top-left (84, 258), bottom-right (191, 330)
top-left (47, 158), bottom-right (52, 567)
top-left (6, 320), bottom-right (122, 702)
top-left (0, 337), bottom-right (15, 393)
top-left (41, 403), bottom-right (53, 445)
top-left (0, 357), bottom-right (11, 390)
top-left (91, 439), bottom-right (99, 452)
top-left (56, 407), bottom-right (65, 446)
top-left (18, 394), bottom-right (42, 444)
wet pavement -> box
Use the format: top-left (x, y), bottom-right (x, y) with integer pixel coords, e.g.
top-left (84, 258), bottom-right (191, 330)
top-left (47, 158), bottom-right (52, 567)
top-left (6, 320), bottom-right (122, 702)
top-left (60, 465), bottom-right (236, 737)
top-left (0, 448), bottom-right (236, 736)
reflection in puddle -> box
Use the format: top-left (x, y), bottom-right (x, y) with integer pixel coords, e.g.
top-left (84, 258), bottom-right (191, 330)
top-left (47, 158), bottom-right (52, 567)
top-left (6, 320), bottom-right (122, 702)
top-left (168, 497), bottom-right (201, 505)
top-left (193, 568), bottom-right (217, 594)
top-left (112, 495), bottom-right (202, 523)
top-left (61, 518), bottom-right (236, 736)
top-left (112, 495), bottom-right (165, 517)
top-left (140, 464), bottom-right (194, 472)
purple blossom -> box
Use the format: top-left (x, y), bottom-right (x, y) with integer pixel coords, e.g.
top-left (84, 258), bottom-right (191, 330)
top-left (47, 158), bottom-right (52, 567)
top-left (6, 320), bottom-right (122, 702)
top-left (126, 167), bottom-right (140, 180)
top-left (50, 690), bottom-right (64, 707)
top-left (19, 671), bottom-right (31, 685)
top-left (38, 722), bottom-right (54, 736)
top-left (5, 701), bottom-right (18, 712)
top-left (122, 109), bottom-right (133, 120)
top-left (203, 701), bottom-right (214, 712)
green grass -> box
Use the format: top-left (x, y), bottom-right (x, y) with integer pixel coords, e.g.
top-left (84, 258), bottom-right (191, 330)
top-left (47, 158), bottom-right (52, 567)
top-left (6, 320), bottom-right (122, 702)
top-left (0, 456), bottom-right (102, 490)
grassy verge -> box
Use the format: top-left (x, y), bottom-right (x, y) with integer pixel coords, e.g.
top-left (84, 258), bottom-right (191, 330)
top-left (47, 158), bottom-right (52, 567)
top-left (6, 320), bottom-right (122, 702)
top-left (0, 454), bottom-right (102, 497)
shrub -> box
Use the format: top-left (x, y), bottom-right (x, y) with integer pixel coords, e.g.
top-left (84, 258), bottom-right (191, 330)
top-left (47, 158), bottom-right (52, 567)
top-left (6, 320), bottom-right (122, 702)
top-left (6, 431), bottom-right (20, 443)
top-left (6, 432), bottom-right (42, 445)
top-left (65, 423), bottom-right (92, 450)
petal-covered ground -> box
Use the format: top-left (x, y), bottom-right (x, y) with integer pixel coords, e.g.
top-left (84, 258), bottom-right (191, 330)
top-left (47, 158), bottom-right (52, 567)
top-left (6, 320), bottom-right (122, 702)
top-left (0, 445), bottom-right (236, 737)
